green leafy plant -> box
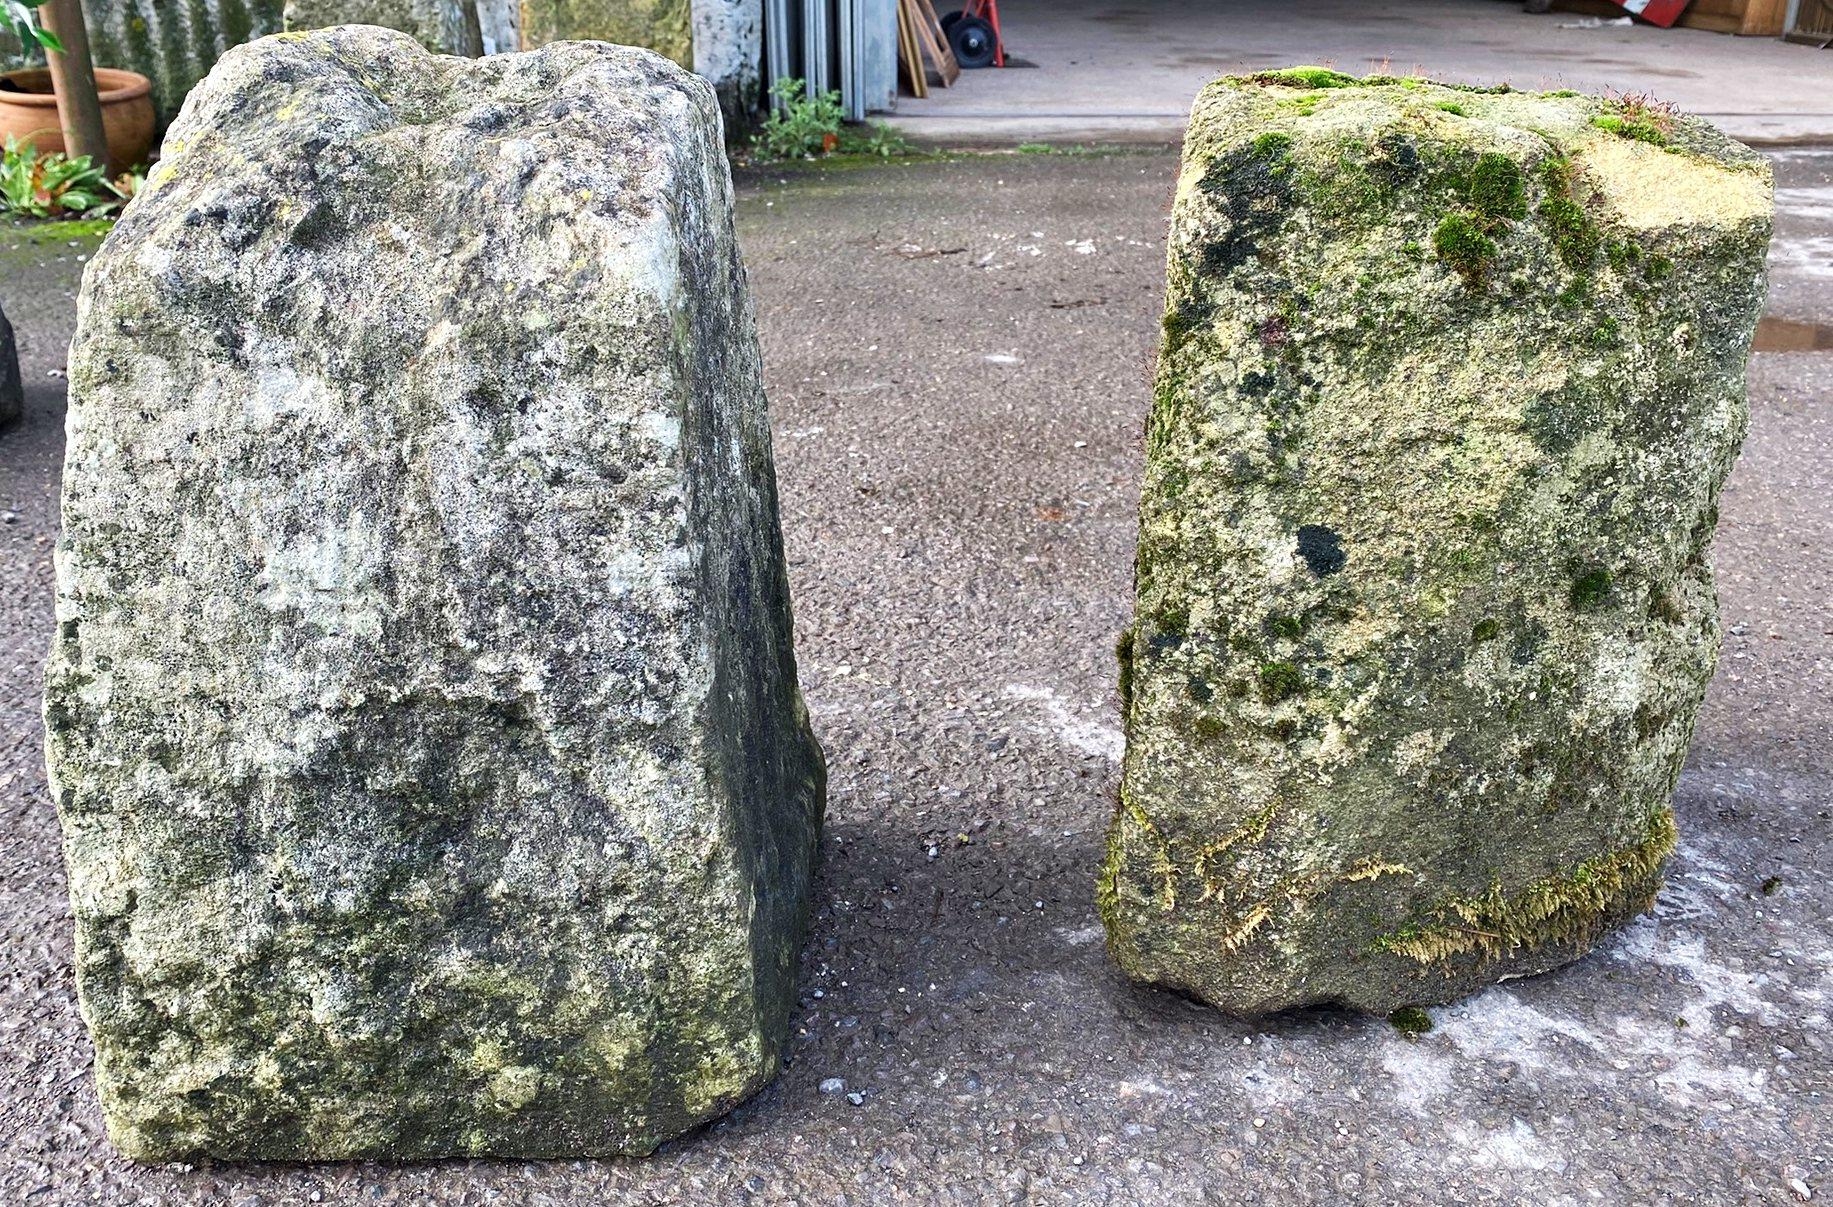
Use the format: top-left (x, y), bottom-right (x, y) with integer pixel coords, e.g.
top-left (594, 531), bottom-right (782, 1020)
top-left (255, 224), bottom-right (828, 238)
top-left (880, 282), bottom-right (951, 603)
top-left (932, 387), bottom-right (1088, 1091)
top-left (753, 78), bottom-right (845, 160)
top-left (1, 136), bottom-right (134, 218)
top-left (750, 77), bottom-right (914, 162)
top-left (3, 0), bottom-right (62, 53)
top-left (3, 0), bottom-right (62, 57)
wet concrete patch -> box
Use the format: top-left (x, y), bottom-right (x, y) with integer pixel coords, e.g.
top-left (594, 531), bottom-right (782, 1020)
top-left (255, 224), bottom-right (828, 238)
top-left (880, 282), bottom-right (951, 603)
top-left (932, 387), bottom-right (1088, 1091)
top-left (1754, 315), bottom-right (1833, 352)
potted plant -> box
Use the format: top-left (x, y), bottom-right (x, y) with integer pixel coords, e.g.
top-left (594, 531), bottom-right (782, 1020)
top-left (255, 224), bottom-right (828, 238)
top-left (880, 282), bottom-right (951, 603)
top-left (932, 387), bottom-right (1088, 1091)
top-left (1, 0), bottom-right (152, 175)
top-left (0, 65), bottom-right (154, 173)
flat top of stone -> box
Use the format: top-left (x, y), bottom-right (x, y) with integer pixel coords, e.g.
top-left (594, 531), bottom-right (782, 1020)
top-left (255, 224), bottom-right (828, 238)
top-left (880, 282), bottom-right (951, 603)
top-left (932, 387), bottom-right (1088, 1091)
top-left (149, 24), bottom-right (717, 222)
top-left (1191, 68), bottom-right (1771, 228)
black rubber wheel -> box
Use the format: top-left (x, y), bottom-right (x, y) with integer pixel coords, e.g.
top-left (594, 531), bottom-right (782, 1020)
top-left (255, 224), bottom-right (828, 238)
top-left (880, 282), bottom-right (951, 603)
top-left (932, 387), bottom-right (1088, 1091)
top-left (949, 15), bottom-right (996, 69)
top-left (940, 9), bottom-right (963, 32)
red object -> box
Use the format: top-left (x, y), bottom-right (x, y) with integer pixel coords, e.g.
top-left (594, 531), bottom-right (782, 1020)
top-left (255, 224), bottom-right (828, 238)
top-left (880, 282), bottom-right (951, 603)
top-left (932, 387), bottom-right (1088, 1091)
top-left (959, 0), bottom-right (1005, 66)
top-left (1610, 0), bottom-right (1690, 27)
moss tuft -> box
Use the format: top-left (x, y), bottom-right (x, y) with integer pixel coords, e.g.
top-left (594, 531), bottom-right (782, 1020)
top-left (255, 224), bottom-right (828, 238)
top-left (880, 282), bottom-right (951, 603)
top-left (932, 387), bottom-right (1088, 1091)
top-left (1257, 661), bottom-right (1306, 703)
top-left (1569, 566), bottom-right (1613, 610)
top-left (1591, 113), bottom-right (1669, 146)
top-left (1388, 1006), bottom-right (1434, 1036)
top-left (1251, 130), bottom-right (1295, 157)
top-left (1536, 157), bottom-right (1601, 272)
top-left (1466, 153), bottom-right (1526, 222)
top-left (1248, 66), bottom-right (1359, 90)
top-left (1471, 617), bottom-right (1500, 644)
top-left (1372, 808), bottom-right (1677, 965)
top-left (1269, 615), bottom-right (1305, 640)
top-left (1433, 101), bottom-right (1466, 116)
top-left (1433, 213), bottom-right (1496, 286)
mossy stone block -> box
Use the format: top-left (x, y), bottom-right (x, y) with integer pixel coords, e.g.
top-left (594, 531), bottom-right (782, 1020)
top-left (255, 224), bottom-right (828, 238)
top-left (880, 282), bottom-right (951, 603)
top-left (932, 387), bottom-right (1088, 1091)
top-left (1102, 70), bottom-right (1771, 1016)
top-left (49, 28), bottom-right (823, 1160)
top-left (519, 0), bottom-right (691, 67)
top-left (284, 0), bottom-right (485, 55)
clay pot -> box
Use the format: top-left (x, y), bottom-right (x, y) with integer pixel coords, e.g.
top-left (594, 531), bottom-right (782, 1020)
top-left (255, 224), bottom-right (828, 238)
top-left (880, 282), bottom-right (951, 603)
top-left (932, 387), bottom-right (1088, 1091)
top-left (0, 67), bottom-right (156, 176)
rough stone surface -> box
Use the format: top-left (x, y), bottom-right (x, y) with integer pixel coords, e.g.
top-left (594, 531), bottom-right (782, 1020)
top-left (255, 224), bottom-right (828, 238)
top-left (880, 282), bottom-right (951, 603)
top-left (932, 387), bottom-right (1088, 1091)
top-left (284, 0), bottom-right (485, 55)
top-left (476, 0), bottom-right (519, 54)
top-left (0, 301), bottom-right (19, 430)
top-left (519, 0), bottom-right (690, 68)
top-left (691, 0), bottom-right (761, 117)
top-left (1103, 71), bottom-right (1772, 1016)
top-left (48, 26), bottom-right (823, 1161)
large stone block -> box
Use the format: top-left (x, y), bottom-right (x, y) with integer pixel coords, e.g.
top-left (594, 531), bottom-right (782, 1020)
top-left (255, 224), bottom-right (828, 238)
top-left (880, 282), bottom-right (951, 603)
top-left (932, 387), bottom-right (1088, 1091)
top-left (284, 0), bottom-right (485, 56)
top-left (0, 301), bottom-right (19, 429)
top-left (1102, 70), bottom-right (1770, 1016)
top-left (49, 27), bottom-right (823, 1160)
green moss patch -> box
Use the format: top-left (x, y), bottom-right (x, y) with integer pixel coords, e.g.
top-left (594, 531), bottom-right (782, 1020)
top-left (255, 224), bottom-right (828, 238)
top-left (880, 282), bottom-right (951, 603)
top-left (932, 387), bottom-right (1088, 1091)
top-left (1373, 809), bottom-right (1677, 965)
top-left (1569, 566), bottom-right (1614, 610)
top-left (1466, 153), bottom-right (1526, 223)
top-left (1246, 66), bottom-right (1359, 90)
top-left (1433, 213), bottom-right (1496, 285)
top-left (1388, 1006), bottom-right (1434, 1036)
top-left (1592, 113), bottom-right (1668, 146)
top-left (1536, 158), bottom-right (1601, 272)
top-left (1257, 661), bottom-right (1306, 703)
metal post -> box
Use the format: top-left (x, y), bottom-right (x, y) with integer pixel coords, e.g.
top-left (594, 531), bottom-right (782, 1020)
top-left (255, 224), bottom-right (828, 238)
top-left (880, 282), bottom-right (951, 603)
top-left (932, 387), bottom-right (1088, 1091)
top-left (765, 0), bottom-right (793, 109)
top-left (838, 0), bottom-right (861, 120)
top-left (37, 0), bottom-right (109, 170)
top-left (803, 0), bottom-right (829, 98)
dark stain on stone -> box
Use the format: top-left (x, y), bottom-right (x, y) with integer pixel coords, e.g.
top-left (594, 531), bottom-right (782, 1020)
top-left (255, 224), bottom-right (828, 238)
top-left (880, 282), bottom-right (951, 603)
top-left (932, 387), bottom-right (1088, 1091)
top-left (1296, 524), bottom-right (1346, 576)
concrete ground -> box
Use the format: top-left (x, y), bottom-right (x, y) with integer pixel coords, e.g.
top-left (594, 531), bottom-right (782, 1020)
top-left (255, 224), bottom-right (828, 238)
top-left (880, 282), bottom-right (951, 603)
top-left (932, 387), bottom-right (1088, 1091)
top-left (887, 0), bottom-right (1833, 146)
top-left (1, 149), bottom-right (1828, 1203)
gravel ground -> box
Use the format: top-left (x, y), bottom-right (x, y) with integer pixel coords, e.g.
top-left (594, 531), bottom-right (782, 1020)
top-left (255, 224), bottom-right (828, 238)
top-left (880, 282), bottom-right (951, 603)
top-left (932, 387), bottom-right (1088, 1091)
top-left (0, 150), bottom-right (1826, 1205)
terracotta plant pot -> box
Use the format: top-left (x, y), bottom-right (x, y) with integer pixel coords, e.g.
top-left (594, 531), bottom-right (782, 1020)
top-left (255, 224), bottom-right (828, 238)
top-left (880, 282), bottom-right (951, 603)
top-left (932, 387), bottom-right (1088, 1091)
top-left (0, 67), bottom-right (156, 176)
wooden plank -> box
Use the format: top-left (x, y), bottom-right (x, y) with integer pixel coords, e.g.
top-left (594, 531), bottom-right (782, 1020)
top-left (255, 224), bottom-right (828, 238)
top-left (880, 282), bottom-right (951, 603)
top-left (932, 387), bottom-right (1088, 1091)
top-left (1678, 11), bottom-right (1745, 30)
top-left (1792, 0), bottom-right (1833, 37)
top-left (896, 0), bottom-right (928, 98)
top-left (1728, 0), bottom-right (1787, 34)
top-left (914, 0), bottom-right (962, 86)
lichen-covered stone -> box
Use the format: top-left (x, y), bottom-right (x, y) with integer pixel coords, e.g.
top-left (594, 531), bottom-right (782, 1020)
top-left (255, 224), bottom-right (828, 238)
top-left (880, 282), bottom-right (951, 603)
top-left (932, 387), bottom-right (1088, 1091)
top-left (0, 301), bottom-right (20, 429)
top-left (1102, 70), bottom-right (1771, 1016)
top-left (284, 0), bottom-right (485, 56)
top-left (49, 27), bottom-right (823, 1160)
top-left (519, 0), bottom-right (691, 68)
